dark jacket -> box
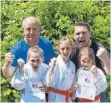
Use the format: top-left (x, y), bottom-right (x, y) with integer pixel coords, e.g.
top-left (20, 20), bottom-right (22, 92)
top-left (70, 38), bottom-right (105, 73)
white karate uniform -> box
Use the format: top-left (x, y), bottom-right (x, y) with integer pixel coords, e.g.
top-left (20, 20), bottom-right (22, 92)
top-left (76, 67), bottom-right (108, 102)
top-left (46, 55), bottom-right (76, 102)
top-left (11, 62), bottom-right (48, 103)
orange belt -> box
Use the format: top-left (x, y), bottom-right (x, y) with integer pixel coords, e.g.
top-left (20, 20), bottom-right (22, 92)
top-left (48, 87), bottom-right (73, 102)
top-left (78, 95), bottom-right (100, 102)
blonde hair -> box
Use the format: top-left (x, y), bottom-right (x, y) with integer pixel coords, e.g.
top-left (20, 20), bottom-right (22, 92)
top-left (22, 16), bottom-right (40, 27)
top-left (79, 47), bottom-right (95, 65)
top-left (27, 46), bottom-right (44, 62)
top-left (56, 36), bottom-right (74, 52)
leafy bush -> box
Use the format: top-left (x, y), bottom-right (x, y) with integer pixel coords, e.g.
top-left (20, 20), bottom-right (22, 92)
top-left (1, 0), bottom-right (110, 102)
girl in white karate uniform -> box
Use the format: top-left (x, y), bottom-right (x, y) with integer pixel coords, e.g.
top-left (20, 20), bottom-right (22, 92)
top-left (74, 47), bottom-right (107, 102)
top-left (11, 46), bottom-right (48, 103)
top-left (46, 37), bottom-right (76, 102)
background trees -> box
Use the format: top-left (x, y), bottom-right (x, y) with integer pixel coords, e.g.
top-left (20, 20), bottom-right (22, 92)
top-left (1, 1), bottom-right (110, 102)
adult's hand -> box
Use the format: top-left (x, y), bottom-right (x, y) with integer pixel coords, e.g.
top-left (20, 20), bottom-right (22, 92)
top-left (5, 53), bottom-right (14, 66)
top-left (96, 47), bottom-right (110, 75)
top-left (2, 53), bottom-right (15, 78)
top-left (96, 47), bottom-right (108, 62)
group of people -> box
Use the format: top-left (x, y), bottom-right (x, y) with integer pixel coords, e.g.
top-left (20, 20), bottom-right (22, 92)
top-left (2, 16), bottom-right (110, 103)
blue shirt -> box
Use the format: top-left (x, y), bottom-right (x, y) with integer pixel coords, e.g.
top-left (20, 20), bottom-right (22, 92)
top-left (10, 36), bottom-right (56, 67)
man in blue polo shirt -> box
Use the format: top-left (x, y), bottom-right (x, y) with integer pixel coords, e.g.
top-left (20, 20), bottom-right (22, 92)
top-left (2, 16), bottom-right (56, 78)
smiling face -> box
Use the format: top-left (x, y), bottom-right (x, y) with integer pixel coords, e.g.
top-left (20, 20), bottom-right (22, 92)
top-left (28, 52), bottom-right (42, 72)
top-left (22, 16), bottom-right (40, 44)
top-left (80, 55), bottom-right (93, 70)
top-left (23, 23), bottom-right (40, 41)
top-left (59, 40), bottom-right (73, 62)
top-left (79, 47), bottom-right (95, 70)
top-left (74, 25), bottom-right (91, 49)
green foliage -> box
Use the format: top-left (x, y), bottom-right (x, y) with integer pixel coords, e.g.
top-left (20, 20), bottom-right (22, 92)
top-left (106, 75), bottom-right (110, 102)
top-left (1, 0), bottom-right (110, 102)
top-left (1, 75), bottom-right (19, 102)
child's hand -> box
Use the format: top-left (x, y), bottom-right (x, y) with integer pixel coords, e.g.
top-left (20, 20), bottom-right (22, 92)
top-left (38, 83), bottom-right (47, 91)
top-left (49, 57), bottom-right (56, 69)
top-left (74, 83), bottom-right (79, 89)
top-left (90, 65), bottom-right (98, 79)
top-left (49, 57), bottom-right (56, 78)
top-left (17, 58), bottom-right (25, 73)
